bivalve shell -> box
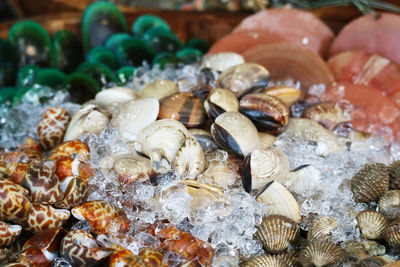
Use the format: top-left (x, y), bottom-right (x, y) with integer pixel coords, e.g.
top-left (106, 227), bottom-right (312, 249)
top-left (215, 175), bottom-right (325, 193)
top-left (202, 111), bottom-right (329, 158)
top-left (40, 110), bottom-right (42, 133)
top-left (307, 216), bottom-right (338, 243)
top-left (388, 160), bottom-right (400, 190)
top-left (189, 129), bottom-right (219, 151)
top-left (241, 253), bottom-right (294, 267)
top-left (0, 221), bottom-right (22, 248)
top-left (258, 132), bottom-right (276, 149)
top-left (303, 102), bottom-right (348, 131)
top-left (94, 87), bottom-right (138, 113)
top-left (383, 218), bottom-right (400, 248)
top-left (356, 256), bottom-right (394, 267)
top-left (173, 136), bottom-right (206, 179)
top-left (378, 190), bottom-right (400, 220)
top-left (112, 154), bottom-right (156, 185)
top-left (203, 88), bottom-right (239, 120)
top-left (201, 52), bottom-right (244, 72)
top-left (356, 210), bottom-right (388, 240)
top-left (283, 165), bottom-right (322, 196)
top-left (298, 242), bottom-right (345, 267)
top-left (262, 86), bottom-right (301, 107)
top-left (139, 79), bottom-right (178, 100)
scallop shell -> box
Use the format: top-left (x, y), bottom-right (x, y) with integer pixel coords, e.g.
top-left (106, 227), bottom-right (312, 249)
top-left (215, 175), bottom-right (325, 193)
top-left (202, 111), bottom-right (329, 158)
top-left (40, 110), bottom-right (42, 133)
top-left (255, 215), bottom-right (299, 253)
top-left (111, 98), bottom-right (159, 142)
top-left (173, 136), bottom-right (206, 179)
top-left (201, 52), bottom-right (244, 72)
top-left (262, 86), bottom-right (301, 107)
top-left (356, 210), bottom-right (388, 240)
top-left (351, 163), bottom-right (389, 203)
top-left (256, 181), bottom-right (301, 223)
top-left (211, 112), bottom-right (260, 157)
top-left (139, 79), bottom-right (178, 100)
top-left (378, 190), bottom-right (400, 220)
top-left (307, 216), bottom-right (338, 243)
top-left (303, 102), bottom-right (348, 131)
top-left (298, 242), bottom-right (345, 267)
top-left (242, 148), bottom-right (290, 192)
top-left (356, 256), bottom-right (394, 267)
top-left (0, 179), bottom-right (31, 222)
top-left (217, 63), bottom-right (270, 97)
top-left (241, 253), bottom-right (294, 267)
top-left (203, 88), bottom-right (239, 120)
top-left (94, 86), bottom-right (138, 113)
top-left (383, 218), bottom-right (400, 248)
top-left (0, 221), bottom-right (22, 248)
top-left (388, 160), bottom-right (400, 190)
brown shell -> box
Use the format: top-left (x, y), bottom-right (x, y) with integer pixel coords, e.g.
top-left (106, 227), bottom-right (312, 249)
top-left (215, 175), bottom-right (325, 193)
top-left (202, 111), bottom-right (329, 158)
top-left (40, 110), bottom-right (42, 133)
top-left (17, 246), bottom-right (51, 267)
top-left (0, 179), bottom-right (31, 222)
top-left (307, 216), bottom-right (338, 243)
top-left (0, 221), bottom-right (22, 248)
top-left (203, 88), bottom-right (239, 120)
top-left (303, 102), bottom-right (348, 131)
top-left (356, 210), bottom-right (388, 240)
top-left (383, 218), bottom-right (400, 248)
top-left (356, 256), bottom-right (394, 267)
top-left (5, 162), bottom-right (30, 184)
top-left (48, 140), bottom-right (90, 161)
top-left (378, 190), bottom-right (400, 220)
top-left (262, 86), bottom-right (301, 107)
top-left (388, 160), bottom-right (400, 190)
top-left (109, 246), bottom-right (147, 267)
top-left (55, 156), bottom-right (93, 181)
top-left (56, 176), bottom-right (89, 209)
top-left (241, 253), bottom-right (295, 267)
top-left (22, 227), bottom-right (66, 257)
top-left (351, 163), bottom-right (389, 203)
top-left (298, 242), bottom-right (345, 267)
top-left (254, 215), bottom-right (300, 253)
top-left (37, 106), bottom-right (70, 151)
top-left (240, 93), bottom-right (289, 134)
top-left (159, 92), bottom-right (206, 128)
top-left (138, 248), bottom-right (165, 267)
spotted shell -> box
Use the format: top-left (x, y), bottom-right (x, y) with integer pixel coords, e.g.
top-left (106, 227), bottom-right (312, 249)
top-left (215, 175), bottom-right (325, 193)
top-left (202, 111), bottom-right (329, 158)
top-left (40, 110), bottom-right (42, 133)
top-left (138, 248), bottom-right (165, 267)
top-left (173, 136), bottom-right (206, 179)
top-left (378, 190), bottom-right (400, 220)
top-left (56, 176), bottom-right (89, 209)
top-left (351, 163), bottom-right (389, 203)
top-left (49, 140), bottom-right (90, 161)
top-left (5, 162), bottom-right (30, 185)
top-left (307, 216), bottom-right (338, 243)
top-left (71, 200), bottom-right (130, 235)
top-left (109, 246), bottom-right (147, 267)
top-left (37, 106), bottom-right (71, 151)
top-left (242, 253), bottom-right (295, 267)
top-left (203, 88), bottom-right (239, 120)
top-left (356, 210), bottom-right (388, 240)
top-left (388, 160), bottom-right (400, 190)
top-left (255, 215), bottom-right (300, 253)
top-left (0, 221), bottom-right (22, 248)
top-left (140, 79), bottom-right (178, 100)
top-left (298, 242), bottom-right (345, 267)
top-left (383, 219), bottom-right (400, 248)
top-left (0, 179), bottom-right (31, 222)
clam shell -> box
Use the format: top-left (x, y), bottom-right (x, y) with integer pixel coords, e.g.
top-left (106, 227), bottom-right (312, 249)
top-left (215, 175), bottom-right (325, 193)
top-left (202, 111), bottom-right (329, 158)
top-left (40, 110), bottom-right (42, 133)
top-left (258, 132), bottom-right (276, 149)
top-left (256, 181), bottom-right (301, 223)
top-left (184, 179), bottom-right (226, 204)
top-left (211, 112), bottom-right (260, 157)
top-left (112, 154), bottom-right (155, 185)
top-left (94, 87), bottom-right (138, 113)
top-left (217, 63), bottom-right (270, 97)
top-left (298, 242), bottom-right (345, 267)
top-left (378, 190), bottom-right (400, 220)
top-left (189, 129), bottom-right (219, 151)
top-left (240, 93), bottom-right (289, 134)
top-left (0, 222), bottom-right (22, 248)
top-left (351, 163), bottom-right (389, 203)
top-left (283, 165), bottom-right (322, 196)
top-left (63, 103), bottom-right (109, 141)
top-left (242, 148), bottom-right (290, 192)
top-left (158, 92), bottom-right (206, 128)
top-left (173, 136), bottom-right (206, 179)
top-left (383, 218), bottom-right (400, 248)
top-left (388, 160), bottom-right (400, 190)
top-left (255, 215), bottom-right (299, 253)
top-left (203, 88), bottom-right (239, 120)
top-left (303, 102), bottom-right (348, 131)
top-left (111, 98), bottom-right (159, 142)
top-left (356, 210), bottom-right (388, 240)
top-left (201, 52), bottom-right (244, 72)
top-left (241, 253), bottom-right (294, 267)
top-left (307, 216), bottom-right (338, 243)
top-left (262, 86), bottom-right (301, 107)
top-left (139, 79), bottom-right (178, 100)
top-left (199, 161), bottom-right (239, 188)
top-left (0, 179), bottom-right (31, 222)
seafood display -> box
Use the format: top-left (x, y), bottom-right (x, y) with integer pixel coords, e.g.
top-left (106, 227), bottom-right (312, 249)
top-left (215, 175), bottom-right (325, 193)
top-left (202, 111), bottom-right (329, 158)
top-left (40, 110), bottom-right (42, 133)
top-left (1, 2), bottom-right (400, 267)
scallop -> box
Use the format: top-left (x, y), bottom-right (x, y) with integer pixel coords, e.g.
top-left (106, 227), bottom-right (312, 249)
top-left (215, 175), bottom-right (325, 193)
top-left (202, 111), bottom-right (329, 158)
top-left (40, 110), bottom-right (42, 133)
top-left (307, 216), bottom-right (338, 243)
top-left (378, 190), bottom-right (400, 220)
top-left (201, 52), bottom-right (244, 72)
top-left (242, 253), bottom-right (294, 267)
top-left (254, 215), bottom-right (300, 253)
top-left (351, 163), bottom-right (389, 203)
top-left (240, 93), bottom-right (289, 134)
top-left (383, 219), bottom-right (400, 248)
top-left (388, 160), bottom-right (400, 190)
top-left (217, 63), bottom-right (270, 97)
top-left (94, 87), bottom-right (138, 113)
top-left (298, 242), bottom-right (345, 267)
top-left (262, 86), bottom-right (301, 107)
top-left (173, 136), bottom-right (206, 179)
top-left (140, 79), bottom-right (178, 100)
top-left (203, 88), bottom-right (239, 120)
top-left (211, 112), bottom-right (260, 157)
top-left (356, 210), bottom-right (388, 240)
top-left (303, 102), bottom-right (348, 131)
top-left (242, 148), bottom-right (290, 192)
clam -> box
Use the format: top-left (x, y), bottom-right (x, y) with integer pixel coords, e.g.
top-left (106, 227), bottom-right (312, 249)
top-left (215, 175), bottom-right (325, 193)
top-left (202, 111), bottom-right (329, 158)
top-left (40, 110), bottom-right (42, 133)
top-left (256, 181), bottom-right (301, 223)
top-left (109, 245), bottom-right (146, 267)
top-left (201, 52), bottom-right (244, 72)
top-left (199, 161), bottom-right (239, 188)
top-left (255, 215), bottom-right (300, 253)
top-left (56, 176), bottom-right (89, 209)
top-left (378, 190), bottom-right (400, 220)
top-left (242, 254), bottom-right (295, 267)
top-left (388, 160), bottom-right (400, 190)
top-left (37, 106), bottom-right (71, 151)
top-left (203, 88), bottom-right (239, 120)
top-left (307, 216), bottom-right (338, 243)
top-left (356, 256), bottom-right (394, 267)
top-left (133, 14), bottom-right (170, 36)
top-left (383, 219), bottom-right (400, 248)
top-left (351, 163), bottom-right (389, 203)
top-left (0, 221), bottom-right (22, 248)
top-left (211, 112), bottom-right (260, 157)
top-left (282, 118), bottom-right (345, 156)
top-left (53, 30), bottom-right (83, 73)
top-left (173, 136), bottom-right (206, 179)
top-left (140, 79), bottom-right (178, 100)
top-left (298, 242), bottom-right (345, 267)
top-left (242, 148), bottom-right (290, 192)
top-left (262, 86), bottom-right (301, 107)
top-left (0, 179), bottom-right (31, 222)
top-left (240, 93), bottom-right (289, 134)
top-left (111, 98), bottom-right (159, 142)
top-left (189, 129), bottom-right (219, 151)
top-left (217, 63), bottom-right (270, 97)
top-left (184, 179), bottom-right (226, 204)
top-left (303, 102), bottom-right (348, 131)
top-left (49, 140), bottom-right (90, 161)
top-left (283, 165), bottom-right (322, 196)
top-left (111, 154), bottom-right (156, 185)
top-left (356, 210), bottom-right (388, 240)
top-left (158, 92), bottom-right (206, 128)
top-left (258, 132), bottom-right (276, 149)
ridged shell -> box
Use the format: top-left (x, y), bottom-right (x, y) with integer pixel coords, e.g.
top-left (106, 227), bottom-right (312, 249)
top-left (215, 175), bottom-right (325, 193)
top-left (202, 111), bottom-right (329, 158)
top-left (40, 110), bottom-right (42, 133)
top-left (303, 102), bottom-right (348, 131)
top-left (0, 179), bottom-right (31, 222)
top-left (307, 216), bottom-right (338, 243)
top-left (298, 242), bottom-right (345, 267)
top-left (111, 98), bottom-right (159, 142)
top-left (351, 163), bottom-right (389, 203)
top-left (241, 254), bottom-right (294, 267)
top-left (242, 148), bottom-right (290, 192)
top-left (256, 181), bottom-right (301, 223)
top-left (383, 219), bottom-right (400, 248)
top-left (203, 88), bottom-right (239, 120)
top-left (201, 52), bottom-right (244, 72)
top-left (94, 87), bottom-right (138, 113)
top-left (356, 256), bottom-right (394, 267)
top-left (254, 215), bottom-right (299, 253)
top-left (56, 176), bottom-right (89, 209)
top-left (0, 221), bottom-right (22, 248)
top-left (211, 112), bottom-right (260, 157)
top-left (378, 190), bottom-right (400, 220)
top-left (173, 136), bottom-right (206, 179)
top-left (262, 86), bottom-right (301, 107)
top-left (37, 106), bottom-right (71, 150)
top-left (356, 210), bottom-right (388, 240)
top-left (240, 93), bottom-right (289, 134)
top-left (140, 79), bottom-right (178, 100)
top-left (159, 92), bottom-right (206, 128)
top-left (112, 154), bottom-right (156, 185)
top-left (388, 160), bottom-right (400, 190)
top-left (217, 63), bottom-right (270, 97)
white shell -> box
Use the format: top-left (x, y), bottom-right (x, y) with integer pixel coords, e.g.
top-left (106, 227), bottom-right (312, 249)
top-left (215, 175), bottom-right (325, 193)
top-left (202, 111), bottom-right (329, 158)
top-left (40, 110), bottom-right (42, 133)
top-left (112, 154), bottom-right (154, 185)
top-left (140, 79), bottom-right (178, 100)
top-left (199, 162), bottom-right (239, 188)
top-left (258, 132), bottom-right (276, 149)
top-left (201, 52), bottom-right (245, 72)
top-left (94, 87), bottom-right (138, 113)
top-left (173, 136), bottom-right (206, 179)
top-left (283, 165), bottom-right (322, 196)
top-left (111, 98), bottom-right (159, 142)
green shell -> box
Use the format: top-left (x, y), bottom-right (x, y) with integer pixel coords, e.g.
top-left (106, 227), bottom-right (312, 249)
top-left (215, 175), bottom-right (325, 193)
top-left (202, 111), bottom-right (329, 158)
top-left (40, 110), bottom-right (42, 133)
top-left (114, 37), bottom-right (155, 67)
top-left (82, 1), bottom-right (128, 53)
top-left (53, 30), bottom-right (83, 73)
top-left (143, 27), bottom-right (183, 54)
top-left (87, 46), bottom-right (119, 70)
top-left (152, 53), bottom-right (182, 69)
top-left (77, 62), bottom-right (118, 88)
top-left (62, 72), bottom-right (101, 103)
top-left (16, 64), bottom-right (40, 88)
top-left (132, 14), bottom-right (170, 36)
top-left (7, 20), bottom-right (56, 67)
top-left (176, 48), bottom-right (202, 63)
top-left (105, 33), bottom-right (131, 51)
top-left (35, 68), bottom-right (67, 88)
top-left (0, 38), bottom-right (17, 87)
top-left (117, 66), bottom-right (135, 84)
top-left (185, 37), bottom-right (209, 54)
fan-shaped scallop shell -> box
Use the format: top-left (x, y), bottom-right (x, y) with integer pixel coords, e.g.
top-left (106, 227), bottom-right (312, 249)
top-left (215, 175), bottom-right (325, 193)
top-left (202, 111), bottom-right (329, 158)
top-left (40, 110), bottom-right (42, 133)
top-left (37, 106), bottom-right (70, 150)
top-left (378, 190), bottom-right (400, 220)
top-left (298, 242), bottom-right (345, 267)
top-left (388, 160), bottom-right (400, 190)
top-left (307, 216), bottom-right (338, 243)
top-left (241, 253), bottom-right (295, 267)
top-left (383, 219), bottom-right (400, 248)
top-left (356, 210), bottom-right (388, 240)
top-left (203, 88), bottom-right (239, 120)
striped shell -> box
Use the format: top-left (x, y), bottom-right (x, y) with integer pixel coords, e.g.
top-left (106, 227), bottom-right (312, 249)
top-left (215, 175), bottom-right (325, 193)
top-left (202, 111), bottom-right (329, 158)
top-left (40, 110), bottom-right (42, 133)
top-left (0, 221), bottom-right (22, 248)
top-left (56, 176), bottom-right (89, 209)
top-left (307, 216), bottom-right (338, 243)
top-left (262, 86), bottom-right (301, 107)
top-left (203, 88), bottom-right (239, 120)
top-left (0, 179), bottom-right (31, 222)
top-left (383, 219), bottom-right (400, 248)
top-left (378, 190), bottom-right (400, 220)
top-left (298, 242), bottom-right (345, 267)
top-left (37, 106), bottom-right (70, 150)
top-left (356, 210), bottom-right (388, 240)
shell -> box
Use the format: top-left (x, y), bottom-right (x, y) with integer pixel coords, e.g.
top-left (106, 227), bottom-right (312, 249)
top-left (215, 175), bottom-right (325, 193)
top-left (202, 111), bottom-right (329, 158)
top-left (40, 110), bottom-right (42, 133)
top-left (303, 102), bottom-right (348, 131)
top-left (0, 221), bottom-right (22, 248)
top-left (17, 246), bottom-right (51, 267)
top-left (54, 156), bottom-right (93, 181)
top-left (283, 165), bottom-right (322, 196)
top-left (356, 256), bottom-right (394, 267)
top-left (262, 86), bottom-right (301, 107)
top-left (388, 160), bottom-right (400, 190)
top-left (298, 242), bottom-right (345, 267)
top-left (4, 162), bottom-right (30, 185)
top-left (109, 246), bottom-right (147, 267)
top-left (254, 215), bottom-right (299, 253)
top-left (217, 63), bottom-right (270, 97)
top-left (282, 118), bottom-right (345, 156)
top-left (242, 148), bottom-right (290, 192)
top-left (240, 93), bottom-right (289, 134)
top-left (199, 161), bottom-right (239, 188)
top-left (351, 163), bottom-right (389, 203)
top-left (184, 179), bottom-right (226, 205)
top-left (383, 218), bottom-right (400, 248)
top-left (140, 79), bottom-right (178, 100)
top-left (211, 112), bottom-right (260, 157)
top-left (0, 179), bottom-right (31, 222)
top-left (37, 106), bottom-right (71, 150)
top-left (203, 88), bottom-right (239, 120)
top-left (111, 154), bottom-right (156, 185)
top-left (173, 136), bottom-right (206, 179)
top-left (241, 254), bottom-right (294, 267)
top-left (189, 129), bottom-right (219, 151)
top-left (255, 181), bottom-right (301, 223)
top-left (72, 200), bottom-right (130, 235)
top-left (378, 190), bottom-right (400, 220)
top-left (49, 140), bottom-right (90, 161)
top-left (56, 176), bottom-right (89, 209)
top-left (94, 87), bottom-right (138, 113)
top-left (356, 210), bottom-right (388, 240)
top-left (201, 52), bottom-right (244, 72)
top-left (138, 247), bottom-right (165, 267)
top-left (63, 102), bottom-right (109, 141)
top-left (111, 98), bottom-right (159, 142)
top-left (258, 132), bottom-right (276, 149)
top-left (158, 92), bottom-right (206, 128)
top-left (307, 216), bottom-right (338, 243)
top-left (60, 230), bottom-right (114, 267)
